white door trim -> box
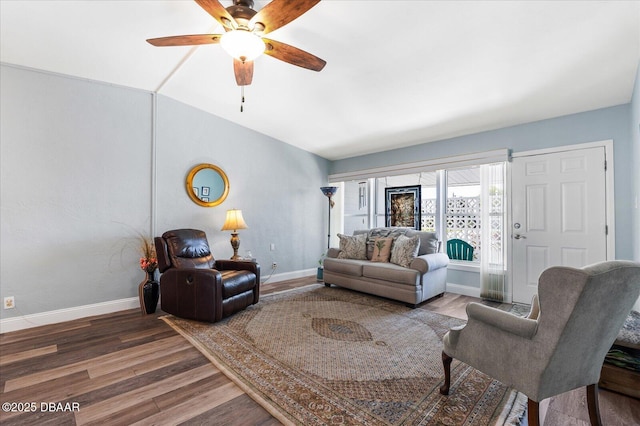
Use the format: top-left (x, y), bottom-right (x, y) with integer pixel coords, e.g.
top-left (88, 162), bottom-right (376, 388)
top-left (507, 140), bottom-right (615, 303)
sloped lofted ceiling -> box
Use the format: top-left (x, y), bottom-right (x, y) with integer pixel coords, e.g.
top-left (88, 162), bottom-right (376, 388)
top-left (1, 1), bottom-right (638, 160)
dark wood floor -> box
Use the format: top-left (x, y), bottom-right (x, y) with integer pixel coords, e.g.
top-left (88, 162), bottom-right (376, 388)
top-left (1, 277), bottom-right (638, 425)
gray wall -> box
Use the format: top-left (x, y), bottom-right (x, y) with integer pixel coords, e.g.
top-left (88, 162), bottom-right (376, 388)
top-left (1, 65), bottom-right (153, 318)
top-left (631, 63), bottom-right (640, 263)
top-left (0, 64), bottom-right (329, 319)
top-left (331, 104), bottom-right (636, 260)
top-left (154, 95), bottom-right (329, 272)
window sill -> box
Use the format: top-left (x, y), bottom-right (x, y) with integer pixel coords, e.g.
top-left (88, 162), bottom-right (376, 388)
top-left (447, 261), bottom-right (480, 273)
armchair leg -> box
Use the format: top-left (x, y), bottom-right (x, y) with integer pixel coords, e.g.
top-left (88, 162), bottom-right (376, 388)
top-left (586, 384), bottom-right (602, 426)
top-left (527, 399), bottom-right (540, 426)
top-left (440, 351), bottom-right (452, 395)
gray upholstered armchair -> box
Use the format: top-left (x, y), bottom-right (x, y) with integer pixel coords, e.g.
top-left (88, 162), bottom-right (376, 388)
top-left (440, 260), bottom-right (640, 426)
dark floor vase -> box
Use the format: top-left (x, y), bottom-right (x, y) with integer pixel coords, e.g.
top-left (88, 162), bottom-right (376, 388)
top-left (138, 271), bottom-right (159, 314)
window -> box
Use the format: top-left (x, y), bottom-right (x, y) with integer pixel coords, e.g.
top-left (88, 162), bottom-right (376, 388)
top-left (342, 180), bottom-right (370, 235)
top-left (446, 167), bottom-right (481, 260)
top-left (339, 163), bottom-right (505, 264)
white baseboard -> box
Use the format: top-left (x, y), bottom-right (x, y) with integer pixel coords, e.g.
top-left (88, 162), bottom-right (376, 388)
top-left (262, 268), bottom-right (316, 284)
top-left (446, 283), bottom-right (481, 298)
top-left (0, 297), bottom-right (140, 334)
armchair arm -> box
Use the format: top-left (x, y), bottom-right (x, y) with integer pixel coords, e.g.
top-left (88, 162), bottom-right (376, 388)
top-left (466, 302), bottom-right (539, 339)
top-left (326, 248), bottom-right (341, 259)
top-left (160, 267), bottom-right (223, 284)
top-left (215, 260), bottom-right (261, 282)
top-left (527, 294), bottom-right (540, 320)
top-left (446, 303), bottom-right (538, 349)
top-left (159, 267), bottom-right (224, 322)
top-left (410, 252), bottom-right (449, 274)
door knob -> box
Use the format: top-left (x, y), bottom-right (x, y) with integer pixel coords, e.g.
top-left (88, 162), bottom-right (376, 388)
top-left (513, 234), bottom-right (526, 240)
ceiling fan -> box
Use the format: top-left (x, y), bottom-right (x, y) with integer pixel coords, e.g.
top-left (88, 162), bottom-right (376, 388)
top-left (147, 0), bottom-right (326, 87)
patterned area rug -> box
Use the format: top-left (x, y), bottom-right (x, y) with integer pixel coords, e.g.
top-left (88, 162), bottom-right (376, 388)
top-left (162, 285), bottom-right (527, 425)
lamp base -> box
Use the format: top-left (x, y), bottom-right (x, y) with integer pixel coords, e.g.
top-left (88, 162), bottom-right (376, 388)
top-left (230, 232), bottom-right (241, 260)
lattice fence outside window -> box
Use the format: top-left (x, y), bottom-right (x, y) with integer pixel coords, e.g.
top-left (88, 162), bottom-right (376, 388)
top-left (421, 198), bottom-right (436, 231)
top-left (440, 195), bottom-right (503, 261)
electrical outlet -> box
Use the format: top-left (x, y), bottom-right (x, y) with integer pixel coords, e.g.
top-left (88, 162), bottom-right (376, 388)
top-left (4, 296), bottom-right (15, 309)
top-left (272, 262), bottom-right (278, 269)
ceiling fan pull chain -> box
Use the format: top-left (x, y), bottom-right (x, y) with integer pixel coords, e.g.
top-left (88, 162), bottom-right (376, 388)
top-left (240, 86), bottom-right (245, 112)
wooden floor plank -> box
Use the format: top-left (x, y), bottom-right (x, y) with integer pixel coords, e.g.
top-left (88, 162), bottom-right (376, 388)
top-left (152, 372), bottom-right (232, 409)
top-left (3, 335), bottom-right (184, 392)
top-left (87, 336), bottom-right (192, 378)
top-left (180, 393), bottom-right (282, 426)
top-left (74, 364), bottom-right (216, 424)
top-left (0, 345), bottom-right (58, 366)
top-left (129, 382), bottom-right (243, 426)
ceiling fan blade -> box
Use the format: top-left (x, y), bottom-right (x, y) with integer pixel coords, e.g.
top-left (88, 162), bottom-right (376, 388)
top-left (263, 38), bottom-right (326, 72)
top-left (250, 0), bottom-right (320, 35)
top-left (234, 59), bottom-right (254, 86)
top-left (146, 34), bottom-right (222, 47)
top-left (194, 0), bottom-right (237, 29)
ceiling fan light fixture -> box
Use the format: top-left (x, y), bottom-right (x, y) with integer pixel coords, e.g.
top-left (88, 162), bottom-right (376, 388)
top-left (220, 29), bottom-right (265, 62)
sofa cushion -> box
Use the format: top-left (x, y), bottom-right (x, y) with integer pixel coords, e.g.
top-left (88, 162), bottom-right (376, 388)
top-left (323, 258), bottom-right (367, 277)
top-left (390, 234), bottom-right (421, 267)
top-left (405, 230), bottom-right (439, 255)
top-left (362, 262), bottom-right (418, 285)
top-left (337, 233), bottom-right (367, 260)
top-left (371, 237), bottom-right (393, 262)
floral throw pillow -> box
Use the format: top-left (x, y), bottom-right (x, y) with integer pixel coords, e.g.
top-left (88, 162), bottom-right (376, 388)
top-left (337, 233), bottom-right (367, 260)
top-left (390, 234), bottom-right (421, 267)
top-left (371, 237), bottom-right (393, 262)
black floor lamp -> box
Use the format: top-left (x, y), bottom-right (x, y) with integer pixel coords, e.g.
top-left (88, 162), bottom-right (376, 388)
top-left (320, 186), bottom-right (338, 249)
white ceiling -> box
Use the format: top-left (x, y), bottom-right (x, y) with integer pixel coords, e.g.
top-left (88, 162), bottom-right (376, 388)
top-left (1, 1), bottom-right (639, 160)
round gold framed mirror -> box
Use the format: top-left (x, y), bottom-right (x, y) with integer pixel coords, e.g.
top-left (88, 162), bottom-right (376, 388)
top-left (186, 163), bottom-right (229, 207)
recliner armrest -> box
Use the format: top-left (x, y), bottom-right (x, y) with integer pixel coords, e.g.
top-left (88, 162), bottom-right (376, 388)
top-left (160, 267), bottom-right (223, 285)
top-left (410, 253), bottom-right (450, 274)
top-left (215, 260), bottom-right (260, 282)
top-left (158, 267), bottom-right (224, 322)
top-left (466, 302), bottom-right (538, 339)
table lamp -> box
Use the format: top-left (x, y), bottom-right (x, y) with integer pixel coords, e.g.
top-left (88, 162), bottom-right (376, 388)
top-left (221, 209), bottom-right (248, 260)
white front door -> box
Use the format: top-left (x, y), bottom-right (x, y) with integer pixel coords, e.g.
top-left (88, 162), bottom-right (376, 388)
top-left (511, 146), bottom-right (608, 304)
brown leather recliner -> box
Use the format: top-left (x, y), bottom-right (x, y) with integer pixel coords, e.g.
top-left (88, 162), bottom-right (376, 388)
top-left (154, 229), bottom-right (260, 322)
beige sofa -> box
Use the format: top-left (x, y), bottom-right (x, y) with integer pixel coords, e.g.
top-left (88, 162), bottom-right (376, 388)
top-left (323, 228), bottom-right (449, 307)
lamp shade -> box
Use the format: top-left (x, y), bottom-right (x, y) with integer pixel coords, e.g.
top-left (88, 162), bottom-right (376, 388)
top-left (320, 186), bottom-right (338, 198)
top-left (220, 30), bottom-right (265, 62)
top-left (221, 209), bottom-right (248, 232)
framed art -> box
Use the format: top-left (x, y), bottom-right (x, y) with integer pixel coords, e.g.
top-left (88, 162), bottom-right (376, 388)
top-left (385, 185), bottom-right (421, 229)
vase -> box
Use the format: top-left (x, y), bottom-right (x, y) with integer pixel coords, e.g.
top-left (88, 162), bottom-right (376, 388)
top-left (138, 270), bottom-right (159, 314)
top-left (316, 267), bottom-right (324, 282)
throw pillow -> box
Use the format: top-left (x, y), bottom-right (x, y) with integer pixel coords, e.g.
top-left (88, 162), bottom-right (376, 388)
top-left (337, 233), bottom-right (367, 260)
top-left (390, 234), bottom-right (421, 267)
top-left (371, 237), bottom-right (393, 262)
top-left (366, 228), bottom-right (408, 259)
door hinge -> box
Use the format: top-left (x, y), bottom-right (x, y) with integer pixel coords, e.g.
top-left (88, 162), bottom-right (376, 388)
top-left (604, 160), bottom-right (607, 171)
top-left (605, 225), bottom-right (608, 235)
